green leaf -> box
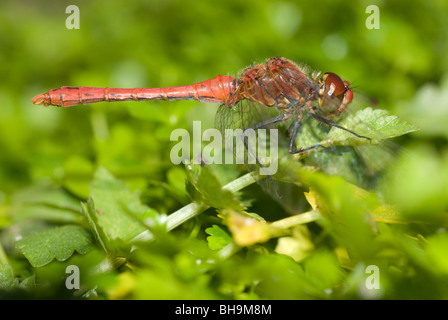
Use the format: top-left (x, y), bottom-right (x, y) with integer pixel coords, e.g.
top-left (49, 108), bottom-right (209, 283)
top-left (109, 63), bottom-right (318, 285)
top-left (205, 225), bottom-right (233, 250)
top-left (300, 169), bottom-right (378, 260)
top-left (395, 74), bottom-right (448, 139)
top-left (10, 204), bottom-right (84, 225)
top-left (89, 167), bottom-right (156, 242)
top-left (0, 265), bottom-right (34, 293)
top-left (62, 155), bottom-right (94, 198)
top-left (326, 108), bottom-right (419, 146)
top-left (303, 250), bottom-right (342, 293)
top-left (185, 164), bottom-right (245, 211)
top-left (0, 264), bottom-right (18, 290)
top-left (288, 108), bottom-right (420, 188)
top-left (381, 145), bottom-right (448, 221)
top-left (10, 184), bottom-right (84, 224)
top-left (292, 108), bottom-right (418, 156)
top-left (426, 232), bottom-right (448, 274)
top-left (81, 197), bottom-right (109, 253)
top-left (16, 225), bottom-right (94, 267)
top-left (12, 184), bottom-right (81, 211)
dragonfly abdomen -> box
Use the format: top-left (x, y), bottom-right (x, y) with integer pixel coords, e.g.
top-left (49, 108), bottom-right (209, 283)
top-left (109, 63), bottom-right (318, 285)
top-left (32, 75), bottom-right (239, 107)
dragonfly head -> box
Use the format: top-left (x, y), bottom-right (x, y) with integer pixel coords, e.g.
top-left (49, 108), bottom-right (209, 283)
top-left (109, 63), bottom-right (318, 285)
top-left (318, 72), bottom-right (353, 118)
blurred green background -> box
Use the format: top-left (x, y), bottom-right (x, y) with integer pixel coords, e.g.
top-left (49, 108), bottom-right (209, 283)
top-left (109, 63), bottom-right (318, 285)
top-left (2, 0), bottom-right (447, 196)
top-left (1, 0), bottom-right (448, 299)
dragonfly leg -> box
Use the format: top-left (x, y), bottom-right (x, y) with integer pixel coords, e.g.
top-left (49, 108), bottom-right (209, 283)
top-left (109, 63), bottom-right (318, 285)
top-left (305, 101), bottom-right (372, 141)
top-left (287, 118), bottom-right (326, 154)
top-left (310, 112), bottom-right (372, 141)
top-left (287, 119), bottom-right (301, 152)
top-left (246, 113), bottom-right (291, 131)
top-left (240, 131), bottom-right (282, 197)
top-left (290, 143), bottom-right (326, 154)
top-left (239, 113), bottom-right (292, 198)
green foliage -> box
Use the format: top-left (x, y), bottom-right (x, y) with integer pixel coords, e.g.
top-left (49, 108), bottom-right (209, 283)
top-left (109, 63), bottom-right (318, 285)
top-left (88, 167), bottom-right (156, 243)
top-left (326, 107), bottom-right (419, 145)
top-left (205, 225), bottom-right (233, 250)
top-left (0, 0), bottom-right (447, 300)
top-left (185, 164), bottom-right (245, 211)
top-left (0, 264), bottom-right (19, 290)
top-left (16, 225), bottom-right (94, 267)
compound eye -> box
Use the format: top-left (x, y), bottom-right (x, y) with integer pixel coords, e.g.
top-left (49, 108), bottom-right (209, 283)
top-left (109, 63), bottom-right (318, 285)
top-left (324, 72), bottom-right (346, 98)
top-left (319, 72), bottom-right (353, 117)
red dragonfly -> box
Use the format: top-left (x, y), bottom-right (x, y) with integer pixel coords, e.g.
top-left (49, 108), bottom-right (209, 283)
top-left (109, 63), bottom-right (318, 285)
top-left (32, 57), bottom-right (371, 156)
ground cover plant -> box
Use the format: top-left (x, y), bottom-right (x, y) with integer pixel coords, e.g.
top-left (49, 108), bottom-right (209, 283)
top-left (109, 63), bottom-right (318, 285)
top-left (1, 0), bottom-right (447, 300)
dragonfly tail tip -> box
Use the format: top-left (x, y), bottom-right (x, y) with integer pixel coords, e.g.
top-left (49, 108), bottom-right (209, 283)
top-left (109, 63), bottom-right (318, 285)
top-left (31, 93), bottom-right (49, 106)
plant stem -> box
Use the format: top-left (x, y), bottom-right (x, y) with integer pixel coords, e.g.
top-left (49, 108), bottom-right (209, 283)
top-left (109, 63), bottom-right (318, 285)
top-left (131, 173), bottom-right (259, 243)
top-left (271, 210), bottom-right (321, 229)
top-left (166, 202), bottom-right (209, 231)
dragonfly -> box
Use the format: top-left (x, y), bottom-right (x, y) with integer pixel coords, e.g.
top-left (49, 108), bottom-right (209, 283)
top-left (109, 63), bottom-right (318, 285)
top-left (32, 57), bottom-right (417, 217)
top-left (32, 57), bottom-right (371, 158)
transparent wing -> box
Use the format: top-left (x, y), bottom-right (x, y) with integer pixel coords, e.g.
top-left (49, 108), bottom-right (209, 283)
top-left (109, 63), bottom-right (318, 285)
top-left (291, 92), bottom-right (418, 191)
top-left (215, 99), bottom-right (293, 171)
top-left (212, 87), bottom-right (418, 214)
top-left (214, 100), bottom-right (307, 213)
